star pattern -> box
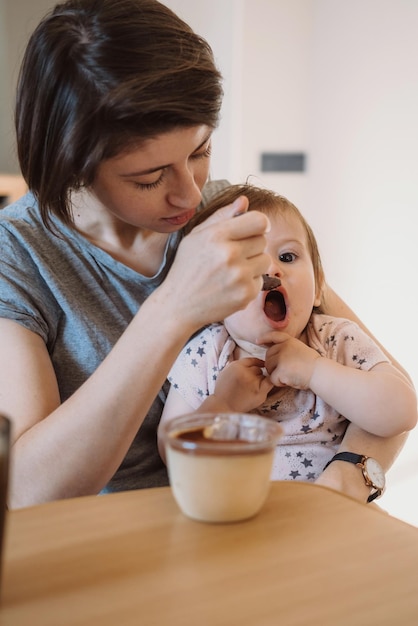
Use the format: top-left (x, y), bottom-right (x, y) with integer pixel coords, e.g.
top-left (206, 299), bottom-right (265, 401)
top-left (167, 315), bottom-right (388, 483)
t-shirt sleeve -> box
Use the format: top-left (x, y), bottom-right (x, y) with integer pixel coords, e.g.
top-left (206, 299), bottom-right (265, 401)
top-left (168, 324), bottom-right (233, 409)
top-left (0, 225), bottom-right (57, 342)
top-left (308, 315), bottom-right (390, 371)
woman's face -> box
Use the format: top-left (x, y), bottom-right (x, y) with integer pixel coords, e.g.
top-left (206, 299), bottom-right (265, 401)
top-left (224, 211), bottom-right (321, 344)
top-left (90, 125), bottom-right (213, 232)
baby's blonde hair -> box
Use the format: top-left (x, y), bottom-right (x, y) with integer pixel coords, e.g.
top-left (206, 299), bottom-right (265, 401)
top-left (189, 183), bottom-right (326, 311)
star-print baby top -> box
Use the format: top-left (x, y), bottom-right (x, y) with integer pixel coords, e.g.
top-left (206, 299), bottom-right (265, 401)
top-left (167, 314), bottom-right (389, 482)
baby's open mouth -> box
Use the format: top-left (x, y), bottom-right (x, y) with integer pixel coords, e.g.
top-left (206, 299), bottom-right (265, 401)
top-left (264, 290), bottom-right (286, 322)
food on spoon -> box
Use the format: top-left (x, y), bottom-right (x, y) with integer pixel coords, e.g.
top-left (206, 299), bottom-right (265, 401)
top-left (261, 275), bottom-right (281, 291)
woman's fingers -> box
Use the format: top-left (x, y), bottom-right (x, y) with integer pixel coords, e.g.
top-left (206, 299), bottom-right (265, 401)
top-left (193, 196), bottom-right (249, 229)
top-left (194, 196), bottom-right (271, 241)
top-left (161, 197), bottom-right (272, 328)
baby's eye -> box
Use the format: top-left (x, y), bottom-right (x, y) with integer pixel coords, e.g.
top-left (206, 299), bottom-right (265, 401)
top-left (279, 252), bottom-right (296, 263)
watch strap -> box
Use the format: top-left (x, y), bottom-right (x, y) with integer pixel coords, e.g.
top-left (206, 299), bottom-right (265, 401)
top-left (323, 452), bottom-right (382, 503)
top-left (323, 451), bottom-right (363, 470)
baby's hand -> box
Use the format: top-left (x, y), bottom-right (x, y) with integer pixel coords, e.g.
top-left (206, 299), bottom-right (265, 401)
top-left (260, 331), bottom-right (320, 390)
top-left (212, 358), bottom-right (274, 413)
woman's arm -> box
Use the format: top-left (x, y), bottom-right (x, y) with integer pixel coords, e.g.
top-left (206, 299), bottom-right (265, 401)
top-left (6, 200), bottom-right (271, 508)
top-left (318, 285), bottom-right (416, 501)
top-left (316, 425), bottom-right (409, 503)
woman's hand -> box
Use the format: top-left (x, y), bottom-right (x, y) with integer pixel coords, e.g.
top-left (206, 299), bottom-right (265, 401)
top-left (160, 197), bottom-right (271, 331)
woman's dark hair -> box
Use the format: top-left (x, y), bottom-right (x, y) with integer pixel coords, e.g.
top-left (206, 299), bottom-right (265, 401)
top-left (15, 0), bottom-right (223, 228)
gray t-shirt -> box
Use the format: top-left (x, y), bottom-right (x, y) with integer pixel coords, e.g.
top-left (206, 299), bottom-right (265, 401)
top-left (0, 192), bottom-right (184, 491)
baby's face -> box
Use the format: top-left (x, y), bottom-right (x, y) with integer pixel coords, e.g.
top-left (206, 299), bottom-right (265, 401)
top-left (224, 212), bottom-right (320, 347)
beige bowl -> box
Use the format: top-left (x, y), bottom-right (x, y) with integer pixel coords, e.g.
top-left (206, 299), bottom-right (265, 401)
top-left (161, 413), bottom-right (282, 523)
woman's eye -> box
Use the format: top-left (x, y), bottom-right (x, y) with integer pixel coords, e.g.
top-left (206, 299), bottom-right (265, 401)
top-left (190, 144), bottom-right (212, 161)
top-left (279, 252), bottom-right (296, 263)
top-left (134, 171), bottom-right (165, 191)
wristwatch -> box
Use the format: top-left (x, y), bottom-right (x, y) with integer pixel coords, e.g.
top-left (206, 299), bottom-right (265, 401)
top-left (323, 452), bottom-right (386, 503)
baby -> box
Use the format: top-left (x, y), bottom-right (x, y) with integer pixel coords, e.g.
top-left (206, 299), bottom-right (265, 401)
top-left (159, 183), bottom-right (416, 484)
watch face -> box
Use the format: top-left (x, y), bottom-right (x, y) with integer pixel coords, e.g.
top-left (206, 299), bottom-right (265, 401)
top-left (364, 457), bottom-right (386, 490)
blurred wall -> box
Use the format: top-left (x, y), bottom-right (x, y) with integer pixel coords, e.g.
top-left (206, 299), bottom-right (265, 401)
top-left (1, 0), bottom-right (417, 386)
top-left (169, 0), bottom-right (418, 388)
top-left (0, 0), bottom-right (54, 172)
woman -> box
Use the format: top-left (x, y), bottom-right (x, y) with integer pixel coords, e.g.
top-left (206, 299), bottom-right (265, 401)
top-left (0, 0), bottom-right (411, 508)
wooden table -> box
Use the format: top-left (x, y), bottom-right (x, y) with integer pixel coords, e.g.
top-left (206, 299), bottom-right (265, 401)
top-left (1, 482), bottom-right (418, 625)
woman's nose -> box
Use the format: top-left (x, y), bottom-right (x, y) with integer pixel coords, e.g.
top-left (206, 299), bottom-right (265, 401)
top-left (167, 170), bottom-right (202, 210)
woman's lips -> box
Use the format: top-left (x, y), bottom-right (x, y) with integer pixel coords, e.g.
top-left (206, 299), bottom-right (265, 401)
top-left (164, 209), bottom-right (196, 226)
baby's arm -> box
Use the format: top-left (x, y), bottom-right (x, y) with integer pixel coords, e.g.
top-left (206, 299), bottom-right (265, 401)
top-left (264, 331), bottom-right (417, 437)
top-left (158, 386), bottom-right (196, 463)
top-left (308, 359), bottom-right (416, 436)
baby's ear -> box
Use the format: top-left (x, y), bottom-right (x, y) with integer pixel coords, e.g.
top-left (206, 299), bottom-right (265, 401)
top-left (314, 280), bottom-right (325, 309)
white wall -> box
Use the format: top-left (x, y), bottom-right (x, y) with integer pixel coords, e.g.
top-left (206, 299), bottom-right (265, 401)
top-left (163, 0), bottom-right (240, 183)
top-left (307, 0), bottom-right (418, 390)
top-left (1, 0), bottom-right (417, 524)
top-left (166, 1), bottom-right (418, 526)
top-left (0, 0), bottom-right (55, 172)
top-left (2, 0), bottom-right (416, 384)
top-left (0, 0), bottom-right (13, 171)
top-left (168, 0), bottom-right (418, 392)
